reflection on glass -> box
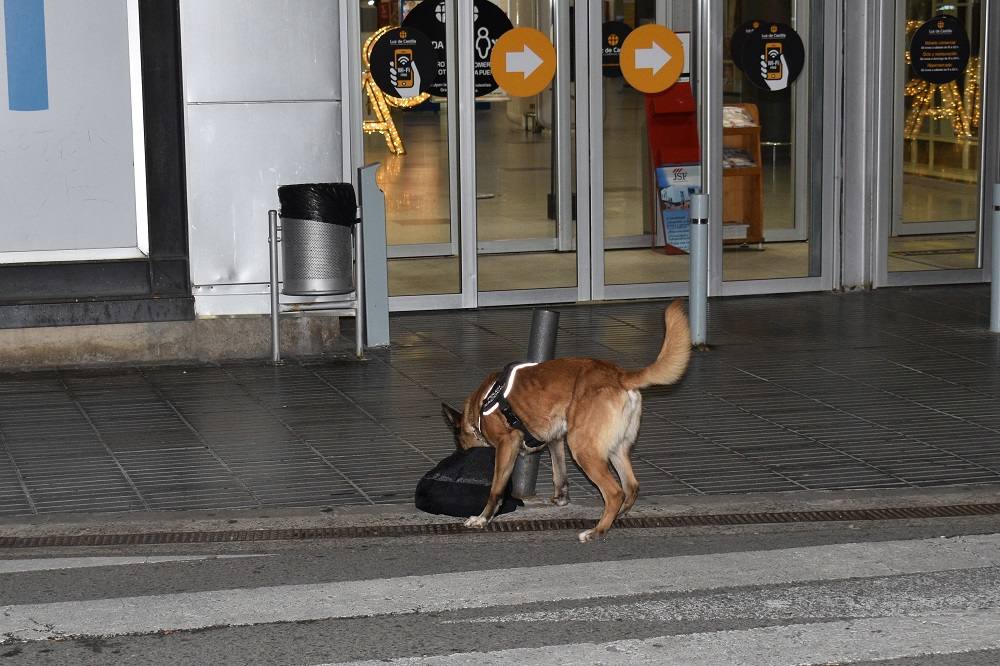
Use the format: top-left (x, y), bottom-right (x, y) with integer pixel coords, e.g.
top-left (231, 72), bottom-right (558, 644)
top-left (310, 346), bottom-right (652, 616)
top-left (889, 0), bottom-right (982, 272)
top-left (721, 0), bottom-right (817, 281)
top-left (361, 0), bottom-right (460, 296)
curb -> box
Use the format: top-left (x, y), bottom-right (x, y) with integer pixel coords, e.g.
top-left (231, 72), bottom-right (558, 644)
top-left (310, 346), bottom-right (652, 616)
top-left (2, 486), bottom-right (999, 543)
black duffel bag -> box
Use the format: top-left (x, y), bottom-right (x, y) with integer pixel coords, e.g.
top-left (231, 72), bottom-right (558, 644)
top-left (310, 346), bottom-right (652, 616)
top-left (414, 447), bottom-right (522, 518)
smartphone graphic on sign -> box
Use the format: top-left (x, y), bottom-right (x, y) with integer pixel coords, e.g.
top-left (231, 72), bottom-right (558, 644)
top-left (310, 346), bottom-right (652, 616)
top-left (764, 42), bottom-right (783, 80)
top-left (394, 49), bottom-right (414, 88)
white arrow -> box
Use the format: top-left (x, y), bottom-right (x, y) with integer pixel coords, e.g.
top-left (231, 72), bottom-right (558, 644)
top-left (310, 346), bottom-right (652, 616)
top-left (635, 41), bottom-right (671, 75)
top-left (506, 45), bottom-right (544, 78)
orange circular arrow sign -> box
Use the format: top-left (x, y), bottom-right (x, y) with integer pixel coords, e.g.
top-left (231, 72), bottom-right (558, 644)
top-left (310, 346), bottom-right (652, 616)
top-left (490, 27), bottom-right (557, 97)
top-left (620, 24), bottom-right (684, 93)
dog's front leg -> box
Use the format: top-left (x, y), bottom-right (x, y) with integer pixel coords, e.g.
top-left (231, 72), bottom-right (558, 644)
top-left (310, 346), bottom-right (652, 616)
top-left (548, 438), bottom-right (570, 506)
top-left (464, 435), bottom-right (520, 529)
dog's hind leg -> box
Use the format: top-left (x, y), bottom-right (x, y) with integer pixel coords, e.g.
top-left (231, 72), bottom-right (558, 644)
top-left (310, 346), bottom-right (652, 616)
top-left (572, 449), bottom-right (625, 542)
top-left (567, 387), bottom-right (637, 541)
top-left (611, 390), bottom-right (642, 516)
top-left (548, 438), bottom-right (570, 506)
top-left (464, 433), bottom-right (520, 529)
top-left (610, 449), bottom-right (639, 516)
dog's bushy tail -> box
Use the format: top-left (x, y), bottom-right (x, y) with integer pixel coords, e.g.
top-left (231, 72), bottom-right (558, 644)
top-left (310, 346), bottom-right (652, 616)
top-left (621, 301), bottom-right (691, 390)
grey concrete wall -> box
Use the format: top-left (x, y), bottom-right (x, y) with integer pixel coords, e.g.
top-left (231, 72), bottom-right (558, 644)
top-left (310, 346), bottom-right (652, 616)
top-left (0, 315), bottom-right (342, 369)
top-left (179, 0), bottom-right (346, 316)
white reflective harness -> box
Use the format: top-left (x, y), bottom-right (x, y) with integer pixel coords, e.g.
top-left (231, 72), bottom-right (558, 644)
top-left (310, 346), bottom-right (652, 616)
top-left (479, 362), bottom-right (543, 448)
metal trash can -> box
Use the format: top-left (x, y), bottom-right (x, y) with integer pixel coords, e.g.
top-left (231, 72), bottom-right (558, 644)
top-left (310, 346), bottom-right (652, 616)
top-left (277, 182), bottom-right (358, 296)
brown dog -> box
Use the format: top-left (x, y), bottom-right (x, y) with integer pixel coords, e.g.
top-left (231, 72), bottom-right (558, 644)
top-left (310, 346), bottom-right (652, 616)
top-left (442, 300), bottom-right (691, 542)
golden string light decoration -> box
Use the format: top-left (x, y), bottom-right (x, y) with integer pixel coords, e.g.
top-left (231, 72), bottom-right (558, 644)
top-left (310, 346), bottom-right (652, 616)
top-left (904, 76), bottom-right (971, 140)
top-left (963, 56), bottom-right (982, 130)
top-left (361, 26), bottom-right (433, 155)
top-left (903, 18), bottom-right (980, 143)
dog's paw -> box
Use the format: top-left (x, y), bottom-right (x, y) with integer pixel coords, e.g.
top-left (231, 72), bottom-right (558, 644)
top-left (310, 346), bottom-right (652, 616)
top-left (578, 528), bottom-right (610, 543)
top-left (464, 516), bottom-right (488, 529)
top-left (550, 495), bottom-right (570, 507)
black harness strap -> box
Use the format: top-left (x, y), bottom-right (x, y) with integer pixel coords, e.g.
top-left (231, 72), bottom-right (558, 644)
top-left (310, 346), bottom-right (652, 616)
top-left (498, 398), bottom-right (544, 448)
top-left (481, 362), bottom-right (545, 449)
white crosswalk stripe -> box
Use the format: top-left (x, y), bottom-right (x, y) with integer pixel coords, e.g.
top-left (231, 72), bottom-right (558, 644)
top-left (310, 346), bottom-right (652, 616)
top-left (447, 567), bottom-right (1000, 624)
top-left (336, 611), bottom-right (1000, 666)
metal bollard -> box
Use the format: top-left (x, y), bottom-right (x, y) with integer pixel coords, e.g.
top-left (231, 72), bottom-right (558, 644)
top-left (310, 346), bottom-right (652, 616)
top-left (510, 308), bottom-right (560, 499)
top-left (268, 210), bottom-right (282, 364)
top-left (992, 184), bottom-right (1000, 333)
top-left (689, 194), bottom-right (709, 346)
top-left (526, 309), bottom-right (560, 361)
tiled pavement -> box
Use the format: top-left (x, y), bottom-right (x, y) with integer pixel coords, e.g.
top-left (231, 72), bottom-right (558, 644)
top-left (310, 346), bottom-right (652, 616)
top-left (2, 285), bottom-right (1000, 518)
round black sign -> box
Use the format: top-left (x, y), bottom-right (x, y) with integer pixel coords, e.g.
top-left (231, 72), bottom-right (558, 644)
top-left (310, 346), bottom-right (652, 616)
top-left (369, 27), bottom-right (438, 99)
top-left (729, 20), bottom-right (761, 71)
top-left (738, 21), bottom-right (804, 92)
top-left (910, 14), bottom-right (970, 84)
top-left (601, 21), bottom-right (632, 78)
top-left (401, 0), bottom-right (514, 97)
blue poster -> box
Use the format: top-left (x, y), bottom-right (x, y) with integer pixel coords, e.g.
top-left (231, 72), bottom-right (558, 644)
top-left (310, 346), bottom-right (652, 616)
top-left (4, 0), bottom-right (49, 111)
top-left (655, 164), bottom-right (701, 254)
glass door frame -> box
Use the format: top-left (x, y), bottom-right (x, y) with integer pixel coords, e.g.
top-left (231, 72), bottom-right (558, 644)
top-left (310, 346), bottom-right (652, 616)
top-left (430, 1), bottom-right (704, 307)
top-left (872, 0), bottom-right (999, 288)
top-left (470, 1), bottom-right (586, 307)
top-left (586, 0), bottom-right (691, 303)
top-left (889, 0), bottom-right (980, 238)
top-left (700, 0), bottom-right (839, 298)
top-left (459, 0), bottom-right (583, 308)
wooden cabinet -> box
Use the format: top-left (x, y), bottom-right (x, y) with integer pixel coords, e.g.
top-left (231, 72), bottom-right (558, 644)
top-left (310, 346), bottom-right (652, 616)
top-left (722, 103), bottom-right (764, 246)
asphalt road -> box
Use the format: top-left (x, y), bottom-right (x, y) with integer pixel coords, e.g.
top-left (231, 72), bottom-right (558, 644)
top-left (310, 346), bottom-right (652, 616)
top-left (3, 515), bottom-right (1000, 664)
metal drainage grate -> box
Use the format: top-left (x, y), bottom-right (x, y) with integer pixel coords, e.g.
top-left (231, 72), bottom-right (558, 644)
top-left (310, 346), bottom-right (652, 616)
top-left (3, 503), bottom-right (1000, 549)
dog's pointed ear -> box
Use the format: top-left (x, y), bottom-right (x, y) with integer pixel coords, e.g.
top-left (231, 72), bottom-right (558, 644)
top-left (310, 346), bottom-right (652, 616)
top-left (441, 403), bottom-right (463, 430)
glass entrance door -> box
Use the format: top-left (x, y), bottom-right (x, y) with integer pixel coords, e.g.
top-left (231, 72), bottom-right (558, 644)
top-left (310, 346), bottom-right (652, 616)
top-left (357, 0), bottom-right (586, 309)
top-left (878, 0), bottom-right (997, 283)
top-left (589, 0), bottom-right (836, 302)
top-left (472, 1), bottom-right (579, 304)
top-left (357, 0), bottom-right (462, 304)
top-left (597, 2), bottom-right (692, 295)
top-left (710, 0), bottom-right (836, 295)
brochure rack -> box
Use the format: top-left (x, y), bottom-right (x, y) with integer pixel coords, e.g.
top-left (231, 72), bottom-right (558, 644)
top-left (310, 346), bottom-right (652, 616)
top-left (722, 103), bottom-right (764, 246)
top-left (645, 83), bottom-right (700, 254)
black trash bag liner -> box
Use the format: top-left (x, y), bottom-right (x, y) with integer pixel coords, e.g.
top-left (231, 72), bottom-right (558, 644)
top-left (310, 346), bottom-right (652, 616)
top-left (415, 447), bottom-right (522, 518)
top-left (278, 182), bottom-right (358, 226)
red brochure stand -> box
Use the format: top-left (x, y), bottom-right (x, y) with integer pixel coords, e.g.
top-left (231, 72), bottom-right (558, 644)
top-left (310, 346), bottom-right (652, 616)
top-left (645, 82), bottom-right (700, 254)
